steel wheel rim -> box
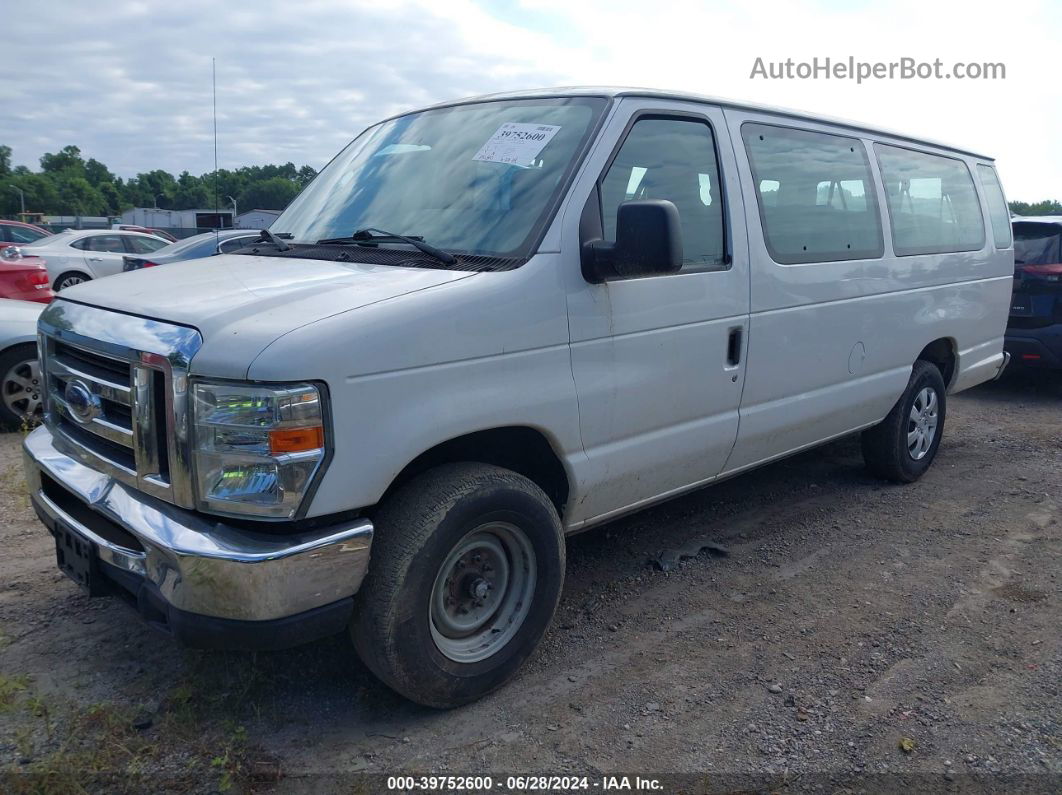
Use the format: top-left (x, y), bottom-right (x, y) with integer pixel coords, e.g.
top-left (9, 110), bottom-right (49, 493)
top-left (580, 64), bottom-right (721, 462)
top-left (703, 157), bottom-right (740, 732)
top-left (57, 275), bottom-right (86, 290)
top-left (907, 386), bottom-right (939, 460)
top-left (2, 358), bottom-right (42, 423)
top-left (429, 522), bottom-right (537, 664)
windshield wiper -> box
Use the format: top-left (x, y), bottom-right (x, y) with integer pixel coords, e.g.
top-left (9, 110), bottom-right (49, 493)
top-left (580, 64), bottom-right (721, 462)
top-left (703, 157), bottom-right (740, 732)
top-left (256, 228), bottom-right (291, 251)
top-left (317, 227), bottom-right (457, 265)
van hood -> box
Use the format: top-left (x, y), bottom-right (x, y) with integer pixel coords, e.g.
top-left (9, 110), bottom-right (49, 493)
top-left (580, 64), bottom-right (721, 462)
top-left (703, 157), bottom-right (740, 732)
top-left (60, 254), bottom-right (476, 378)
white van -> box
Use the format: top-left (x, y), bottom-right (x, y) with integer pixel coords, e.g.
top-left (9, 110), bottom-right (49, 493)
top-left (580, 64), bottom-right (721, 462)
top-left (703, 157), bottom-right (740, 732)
top-left (22, 88), bottom-right (1013, 707)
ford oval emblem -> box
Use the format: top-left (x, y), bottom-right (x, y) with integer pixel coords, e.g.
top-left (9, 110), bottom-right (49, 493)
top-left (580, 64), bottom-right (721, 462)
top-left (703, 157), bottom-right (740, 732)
top-left (64, 380), bottom-right (101, 425)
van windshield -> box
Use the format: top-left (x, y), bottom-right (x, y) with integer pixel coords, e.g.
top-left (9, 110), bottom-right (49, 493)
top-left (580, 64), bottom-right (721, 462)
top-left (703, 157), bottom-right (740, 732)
top-left (271, 97), bottom-right (605, 260)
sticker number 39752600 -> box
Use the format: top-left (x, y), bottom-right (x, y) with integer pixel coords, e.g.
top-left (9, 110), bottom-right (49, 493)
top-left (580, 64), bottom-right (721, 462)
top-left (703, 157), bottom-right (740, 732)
top-left (472, 123), bottom-right (561, 167)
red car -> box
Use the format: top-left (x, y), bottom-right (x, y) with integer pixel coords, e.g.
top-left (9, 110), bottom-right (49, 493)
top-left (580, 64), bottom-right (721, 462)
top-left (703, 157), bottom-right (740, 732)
top-left (0, 249), bottom-right (54, 303)
top-left (0, 219), bottom-right (53, 250)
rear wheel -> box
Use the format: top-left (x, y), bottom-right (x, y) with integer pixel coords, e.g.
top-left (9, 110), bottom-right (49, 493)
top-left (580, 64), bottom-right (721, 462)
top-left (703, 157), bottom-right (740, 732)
top-left (861, 359), bottom-right (946, 482)
top-left (54, 272), bottom-right (90, 291)
top-left (351, 462), bottom-right (565, 708)
top-left (0, 344), bottom-right (43, 431)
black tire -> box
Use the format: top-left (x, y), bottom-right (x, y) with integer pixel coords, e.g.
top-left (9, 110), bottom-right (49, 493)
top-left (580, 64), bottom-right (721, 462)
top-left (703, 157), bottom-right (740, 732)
top-left (861, 360), bottom-right (947, 483)
top-left (351, 462), bottom-right (565, 708)
top-left (0, 343), bottom-right (43, 431)
top-left (53, 271), bottom-right (91, 291)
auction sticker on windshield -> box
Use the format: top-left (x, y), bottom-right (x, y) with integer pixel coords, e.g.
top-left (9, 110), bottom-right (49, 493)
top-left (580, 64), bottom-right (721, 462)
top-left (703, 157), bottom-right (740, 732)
top-left (472, 123), bottom-right (561, 166)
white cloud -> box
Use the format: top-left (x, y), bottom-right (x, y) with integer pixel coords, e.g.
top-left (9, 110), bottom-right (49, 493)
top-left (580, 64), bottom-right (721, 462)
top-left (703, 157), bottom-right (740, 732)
top-left (1, 0), bottom-right (1058, 199)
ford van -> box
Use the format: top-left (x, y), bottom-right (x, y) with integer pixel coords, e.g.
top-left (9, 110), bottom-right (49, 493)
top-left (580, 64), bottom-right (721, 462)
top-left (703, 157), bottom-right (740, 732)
top-left (21, 88), bottom-right (1013, 707)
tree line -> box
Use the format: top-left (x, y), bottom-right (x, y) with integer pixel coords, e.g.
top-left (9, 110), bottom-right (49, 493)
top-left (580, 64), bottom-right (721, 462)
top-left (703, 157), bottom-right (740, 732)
top-left (0, 145), bottom-right (317, 218)
top-left (1008, 199), bottom-right (1062, 216)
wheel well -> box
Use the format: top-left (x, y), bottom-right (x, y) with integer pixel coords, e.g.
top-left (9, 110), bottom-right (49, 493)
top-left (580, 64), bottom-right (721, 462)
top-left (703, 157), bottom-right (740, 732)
top-left (53, 271), bottom-right (90, 290)
top-left (917, 338), bottom-right (957, 387)
top-left (382, 427), bottom-right (570, 517)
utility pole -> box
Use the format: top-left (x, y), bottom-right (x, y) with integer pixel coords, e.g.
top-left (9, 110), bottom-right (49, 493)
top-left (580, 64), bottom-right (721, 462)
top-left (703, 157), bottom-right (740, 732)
top-left (212, 57), bottom-right (219, 213)
top-left (227, 195), bottom-right (237, 225)
top-left (8, 185), bottom-right (25, 215)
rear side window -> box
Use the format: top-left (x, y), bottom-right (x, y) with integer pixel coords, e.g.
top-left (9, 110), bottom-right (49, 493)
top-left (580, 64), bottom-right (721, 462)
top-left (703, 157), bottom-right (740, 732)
top-left (875, 144), bottom-right (985, 255)
top-left (219, 236), bottom-right (256, 253)
top-left (8, 225), bottom-right (47, 243)
top-left (81, 235), bottom-right (126, 253)
top-left (126, 235), bottom-right (167, 254)
top-left (600, 116), bottom-right (727, 272)
top-left (976, 164), bottom-right (1012, 249)
top-left (742, 123), bottom-right (883, 264)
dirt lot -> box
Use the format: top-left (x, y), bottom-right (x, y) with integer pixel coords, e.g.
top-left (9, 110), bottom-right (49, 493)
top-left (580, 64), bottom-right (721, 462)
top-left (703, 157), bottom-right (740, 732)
top-left (0, 369), bottom-right (1059, 793)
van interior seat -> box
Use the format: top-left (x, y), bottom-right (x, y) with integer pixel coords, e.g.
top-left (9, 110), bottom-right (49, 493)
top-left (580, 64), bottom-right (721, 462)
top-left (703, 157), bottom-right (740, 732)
top-left (640, 165), bottom-right (724, 265)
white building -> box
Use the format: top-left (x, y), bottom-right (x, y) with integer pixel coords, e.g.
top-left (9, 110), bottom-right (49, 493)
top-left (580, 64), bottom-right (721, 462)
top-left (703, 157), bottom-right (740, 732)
top-left (235, 209), bottom-right (282, 229)
top-left (118, 208), bottom-right (234, 230)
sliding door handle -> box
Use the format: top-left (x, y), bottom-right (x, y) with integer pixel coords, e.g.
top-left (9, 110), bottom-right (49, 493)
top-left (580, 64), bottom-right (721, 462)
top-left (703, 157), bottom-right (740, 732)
top-left (726, 326), bottom-right (743, 367)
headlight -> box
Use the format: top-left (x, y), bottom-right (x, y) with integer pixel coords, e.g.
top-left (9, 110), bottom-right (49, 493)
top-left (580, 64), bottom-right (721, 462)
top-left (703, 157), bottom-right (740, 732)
top-left (191, 381), bottom-right (328, 519)
top-left (1, 246), bottom-right (22, 260)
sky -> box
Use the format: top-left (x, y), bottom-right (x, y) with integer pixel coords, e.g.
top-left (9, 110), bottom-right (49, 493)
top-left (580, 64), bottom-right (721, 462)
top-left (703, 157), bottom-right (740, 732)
top-left (1, 0), bottom-right (1059, 200)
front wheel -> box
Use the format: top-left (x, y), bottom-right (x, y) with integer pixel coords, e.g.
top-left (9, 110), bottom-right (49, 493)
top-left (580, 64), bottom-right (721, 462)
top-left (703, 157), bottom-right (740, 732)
top-left (0, 344), bottom-right (43, 431)
top-left (861, 359), bottom-right (947, 482)
top-left (351, 463), bottom-right (565, 708)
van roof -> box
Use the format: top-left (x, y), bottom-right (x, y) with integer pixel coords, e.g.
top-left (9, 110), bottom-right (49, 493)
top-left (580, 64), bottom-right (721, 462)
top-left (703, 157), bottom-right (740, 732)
top-left (410, 86), bottom-right (994, 161)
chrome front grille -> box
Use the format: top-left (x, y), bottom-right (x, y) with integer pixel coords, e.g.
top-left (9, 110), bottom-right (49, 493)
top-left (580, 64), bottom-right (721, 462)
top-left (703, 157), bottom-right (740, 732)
top-left (48, 340), bottom-right (138, 472)
top-left (38, 301), bottom-right (203, 509)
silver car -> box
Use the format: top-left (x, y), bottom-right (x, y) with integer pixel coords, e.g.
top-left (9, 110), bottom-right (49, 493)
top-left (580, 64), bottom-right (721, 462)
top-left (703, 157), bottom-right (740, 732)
top-left (0, 299), bottom-right (44, 429)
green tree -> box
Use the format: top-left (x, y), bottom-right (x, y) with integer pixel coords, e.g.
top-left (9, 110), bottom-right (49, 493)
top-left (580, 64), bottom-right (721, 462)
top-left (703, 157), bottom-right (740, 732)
top-left (40, 145), bottom-right (86, 176)
top-left (55, 176), bottom-right (106, 215)
top-left (84, 157), bottom-right (115, 187)
top-left (172, 171), bottom-right (210, 209)
top-left (238, 176), bottom-right (299, 211)
top-left (98, 182), bottom-right (126, 215)
top-left (0, 173), bottom-right (60, 215)
top-left (296, 165), bottom-right (317, 187)
top-left (1009, 199), bottom-right (1062, 216)
top-left (0, 145), bottom-right (11, 176)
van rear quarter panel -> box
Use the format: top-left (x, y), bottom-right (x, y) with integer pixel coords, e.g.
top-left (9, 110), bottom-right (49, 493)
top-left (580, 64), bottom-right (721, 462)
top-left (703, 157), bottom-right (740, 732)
top-left (721, 108), bottom-right (1012, 472)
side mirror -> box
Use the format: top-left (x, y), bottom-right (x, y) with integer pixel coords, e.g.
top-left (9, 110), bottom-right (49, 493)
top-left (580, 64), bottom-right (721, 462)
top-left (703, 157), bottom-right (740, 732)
top-left (582, 200), bottom-right (683, 283)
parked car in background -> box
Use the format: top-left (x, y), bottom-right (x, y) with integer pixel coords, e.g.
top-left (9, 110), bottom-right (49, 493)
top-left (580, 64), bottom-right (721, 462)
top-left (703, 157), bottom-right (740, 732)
top-left (1006, 217), bottom-right (1062, 368)
top-left (122, 229), bottom-right (262, 271)
top-left (0, 219), bottom-right (53, 250)
top-left (112, 225), bottom-right (178, 243)
top-left (0, 299), bottom-right (44, 429)
top-left (0, 247), bottom-right (54, 303)
top-left (19, 229), bottom-right (170, 290)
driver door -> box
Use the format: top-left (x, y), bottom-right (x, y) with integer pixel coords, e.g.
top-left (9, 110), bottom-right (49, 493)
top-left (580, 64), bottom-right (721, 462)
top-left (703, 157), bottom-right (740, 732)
top-left (565, 99), bottom-right (751, 526)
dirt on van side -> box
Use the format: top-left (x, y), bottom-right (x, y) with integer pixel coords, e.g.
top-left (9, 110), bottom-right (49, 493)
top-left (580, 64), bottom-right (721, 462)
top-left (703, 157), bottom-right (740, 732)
top-left (0, 369), bottom-right (1059, 793)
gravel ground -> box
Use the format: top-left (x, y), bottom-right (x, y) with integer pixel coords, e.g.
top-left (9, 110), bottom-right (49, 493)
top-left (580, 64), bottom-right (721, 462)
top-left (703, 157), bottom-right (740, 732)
top-left (0, 368), bottom-right (1059, 793)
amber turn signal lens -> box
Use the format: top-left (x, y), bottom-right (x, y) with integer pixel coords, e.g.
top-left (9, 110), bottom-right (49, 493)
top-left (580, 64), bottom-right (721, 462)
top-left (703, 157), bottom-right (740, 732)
top-left (268, 426), bottom-right (324, 454)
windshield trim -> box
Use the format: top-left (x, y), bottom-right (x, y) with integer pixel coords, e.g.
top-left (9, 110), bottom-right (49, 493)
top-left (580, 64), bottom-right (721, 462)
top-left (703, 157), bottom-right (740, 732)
top-left (271, 95), bottom-right (614, 267)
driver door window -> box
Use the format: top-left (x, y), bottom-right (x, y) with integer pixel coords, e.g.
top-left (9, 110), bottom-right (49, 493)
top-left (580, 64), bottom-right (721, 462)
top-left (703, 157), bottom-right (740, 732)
top-left (600, 117), bottom-right (727, 272)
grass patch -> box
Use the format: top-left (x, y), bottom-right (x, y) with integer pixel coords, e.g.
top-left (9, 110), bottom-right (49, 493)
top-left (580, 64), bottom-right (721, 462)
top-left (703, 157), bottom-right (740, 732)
top-left (0, 664), bottom-right (283, 793)
top-left (0, 674), bottom-right (30, 712)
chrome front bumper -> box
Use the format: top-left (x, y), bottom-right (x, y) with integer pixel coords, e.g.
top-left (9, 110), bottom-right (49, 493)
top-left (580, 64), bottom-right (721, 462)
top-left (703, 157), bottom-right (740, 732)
top-left (23, 425), bottom-right (373, 625)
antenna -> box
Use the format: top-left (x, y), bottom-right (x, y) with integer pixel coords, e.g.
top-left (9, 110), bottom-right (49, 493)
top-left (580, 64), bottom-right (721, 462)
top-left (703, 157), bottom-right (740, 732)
top-left (212, 57), bottom-right (219, 216)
